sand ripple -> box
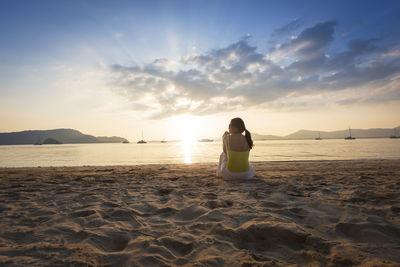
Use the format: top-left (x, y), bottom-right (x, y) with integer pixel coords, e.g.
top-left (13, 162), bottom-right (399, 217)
top-left (1, 160), bottom-right (400, 266)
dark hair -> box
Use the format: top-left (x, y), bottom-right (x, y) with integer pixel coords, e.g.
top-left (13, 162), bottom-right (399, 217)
top-left (230, 117), bottom-right (254, 149)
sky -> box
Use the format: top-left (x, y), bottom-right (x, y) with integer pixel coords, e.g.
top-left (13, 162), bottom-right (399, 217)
top-left (0, 0), bottom-right (399, 141)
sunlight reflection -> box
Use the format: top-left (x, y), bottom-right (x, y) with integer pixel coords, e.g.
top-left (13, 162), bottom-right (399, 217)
top-left (175, 114), bottom-right (199, 164)
top-left (182, 138), bottom-right (193, 164)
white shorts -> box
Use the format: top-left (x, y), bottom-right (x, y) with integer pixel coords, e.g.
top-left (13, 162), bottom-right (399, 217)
top-left (216, 152), bottom-right (254, 180)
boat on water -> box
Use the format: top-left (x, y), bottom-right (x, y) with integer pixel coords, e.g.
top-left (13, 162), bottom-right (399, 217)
top-left (390, 128), bottom-right (400, 139)
top-left (34, 134), bottom-right (42, 145)
top-left (122, 140), bottom-right (129, 144)
top-left (315, 132), bottom-right (322, 140)
top-left (198, 138), bottom-right (213, 142)
top-left (344, 128), bottom-right (356, 140)
top-left (161, 136), bottom-right (167, 143)
top-left (137, 130), bottom-right (147, 144)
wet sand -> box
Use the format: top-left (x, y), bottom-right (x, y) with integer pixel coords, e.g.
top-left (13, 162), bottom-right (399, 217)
top-left (0, 160), bottom-right (400, 266)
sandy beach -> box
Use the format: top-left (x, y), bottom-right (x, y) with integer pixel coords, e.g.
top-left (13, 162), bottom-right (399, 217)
top-left (0, 160), bottom-right (400, 266)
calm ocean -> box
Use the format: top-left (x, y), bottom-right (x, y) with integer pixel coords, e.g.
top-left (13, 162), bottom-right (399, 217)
top-left (1, 138), bottom-right (400, 167)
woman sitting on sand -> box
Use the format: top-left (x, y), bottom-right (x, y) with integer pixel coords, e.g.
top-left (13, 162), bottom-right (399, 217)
top-left (217, 117), bottom-right (254, 179)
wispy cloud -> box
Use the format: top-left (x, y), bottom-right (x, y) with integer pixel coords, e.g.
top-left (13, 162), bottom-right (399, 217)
top-left (270, 18), bottom-right (303, 38)
top-left (109, 20), bottom-right (400, 119)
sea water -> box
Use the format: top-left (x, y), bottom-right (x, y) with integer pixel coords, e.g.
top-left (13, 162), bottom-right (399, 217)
top-left (0, 138), bottom-right (400, 167)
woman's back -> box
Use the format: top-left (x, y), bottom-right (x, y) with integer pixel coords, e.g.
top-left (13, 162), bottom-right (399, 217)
top-left (224, 134), bottom-right (249, 152)
top-left (225, 134), bottom-right (250, 172)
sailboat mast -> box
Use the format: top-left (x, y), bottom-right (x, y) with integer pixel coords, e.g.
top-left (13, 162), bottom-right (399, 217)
top-left (349, 128), bottom-right (352, 137)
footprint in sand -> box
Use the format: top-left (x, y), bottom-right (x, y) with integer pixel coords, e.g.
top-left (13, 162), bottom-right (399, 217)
top-left (71, 209), bottom-right (96, 218)
top-left (51, 227), bottom-right (90, 243)
top-left (202, 192), bottom-right (218, 200)
top-left (205, 200), bottom-right (233, 209)
top-left (176, 205), bottom-right (208, 221)
top-left (155, 207), bottom-right (178, 217)
top-left (160, 237), bottom-right (194, 256)
top-left (0, 230), bottom-right (38, 244)
top-left (157, 187), bottom-right (174, 196)
top-left (88, 231), bottom-right (130, 252)
top-left (336, 222), bottom-right (400, 244)
top-left (101, 208), bottom-right (143, 227)
top-left (211, 222), bottom-right (330, 253)
top-left (391, 206), bottom-right (400, 213)
top-left (102, 201), bottom-right (120, 208)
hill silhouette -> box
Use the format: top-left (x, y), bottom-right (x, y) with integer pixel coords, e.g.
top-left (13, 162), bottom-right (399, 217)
top-left (0, 129), bottom-right (129, 145)
top-left (42, 138), bottom-right (62, 144)
top-left (252, 126), bottom-right (400, 140)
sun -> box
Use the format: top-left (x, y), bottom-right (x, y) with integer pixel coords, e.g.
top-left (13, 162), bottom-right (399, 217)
top-left (174, 114), bottom-right (199, 142)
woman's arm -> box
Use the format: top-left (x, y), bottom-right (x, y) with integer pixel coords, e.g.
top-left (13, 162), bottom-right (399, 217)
top-left (222, 131), bottom-right (229, 153)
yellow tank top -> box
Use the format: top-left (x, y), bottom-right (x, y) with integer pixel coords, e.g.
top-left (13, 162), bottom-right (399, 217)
top-left (226, 135), bottom-right (250, 172)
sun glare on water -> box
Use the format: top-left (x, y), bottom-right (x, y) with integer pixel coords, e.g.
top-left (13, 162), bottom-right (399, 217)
top-left (175, 115), bottom-right (199, 163)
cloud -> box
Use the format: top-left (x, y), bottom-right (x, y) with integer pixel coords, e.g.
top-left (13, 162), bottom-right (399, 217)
top-left (271, 18), bottom-right (302, 38)
top-left (272, 21), bottom-right (336, 63)
top-left (109, 21), bottom-right (400, 119)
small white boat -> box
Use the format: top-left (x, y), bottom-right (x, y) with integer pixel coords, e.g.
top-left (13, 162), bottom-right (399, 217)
top-left (198, 138), bottom-right (213, 142)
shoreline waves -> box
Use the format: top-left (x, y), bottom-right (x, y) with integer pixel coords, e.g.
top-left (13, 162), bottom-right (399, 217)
top-left (1, 160), bottom-right (400, 266)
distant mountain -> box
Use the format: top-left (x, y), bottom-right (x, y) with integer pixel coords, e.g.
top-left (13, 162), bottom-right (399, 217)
top-left (42, 138), bottom-right (62, 144)
top-left (251, 133), bottom-right (283, 140)
top-left (284, 127), bottom-right (400, 140)
top-left (96, 136), bottom-right (128, 143)
top-left (250, 126), bottom-right (400, 140)
top-left (0, 129), bottom-right (129, 145)
top-left (214, 126), bottom-right (400, 141)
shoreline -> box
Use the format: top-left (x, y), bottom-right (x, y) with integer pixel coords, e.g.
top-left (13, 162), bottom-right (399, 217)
top-left (1, 160), bottom-right (400, 266)
top-left (1, 157), bottom-right (400, 169)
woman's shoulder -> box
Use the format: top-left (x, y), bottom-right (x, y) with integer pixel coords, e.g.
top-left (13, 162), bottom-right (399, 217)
top-left (230, 134), bottom-right (247, 144)
top-left (231, 133), bottom-right (246, 141)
